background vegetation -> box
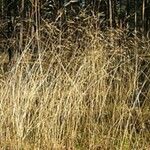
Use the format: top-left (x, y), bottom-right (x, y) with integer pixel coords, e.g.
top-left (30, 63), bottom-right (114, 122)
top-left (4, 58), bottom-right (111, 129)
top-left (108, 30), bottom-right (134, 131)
top-left (0, 0), bottom-right (150, 149)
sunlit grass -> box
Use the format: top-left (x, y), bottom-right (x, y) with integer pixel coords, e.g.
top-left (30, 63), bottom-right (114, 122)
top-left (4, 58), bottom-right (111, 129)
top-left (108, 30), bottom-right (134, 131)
top-left (0, 18), bottom-right (150, 150)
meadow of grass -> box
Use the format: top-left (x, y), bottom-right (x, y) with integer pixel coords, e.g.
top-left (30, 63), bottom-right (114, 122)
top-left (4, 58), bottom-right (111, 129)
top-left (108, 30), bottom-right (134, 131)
top-left (0, 16), bottom-right (150, 150)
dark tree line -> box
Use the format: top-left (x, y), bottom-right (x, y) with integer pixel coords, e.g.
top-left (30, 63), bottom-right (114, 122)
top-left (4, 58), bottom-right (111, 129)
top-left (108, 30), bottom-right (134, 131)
top-left (0, 0), bottom-right (150, 34)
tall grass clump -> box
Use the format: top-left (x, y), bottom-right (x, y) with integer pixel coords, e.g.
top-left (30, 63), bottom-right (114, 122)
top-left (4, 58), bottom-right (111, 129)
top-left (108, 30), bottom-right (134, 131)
top-left (0, 13), bottom-right (150, 149)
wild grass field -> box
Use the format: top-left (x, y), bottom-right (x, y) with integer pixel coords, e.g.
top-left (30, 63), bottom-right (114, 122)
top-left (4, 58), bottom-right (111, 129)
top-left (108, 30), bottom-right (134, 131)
top-left (0, 16), bottom-right (150, 150)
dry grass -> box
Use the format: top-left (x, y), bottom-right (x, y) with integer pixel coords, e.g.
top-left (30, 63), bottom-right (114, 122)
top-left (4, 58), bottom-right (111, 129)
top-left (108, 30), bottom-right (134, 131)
top-left (0, 18), bottom-right (150, 150)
